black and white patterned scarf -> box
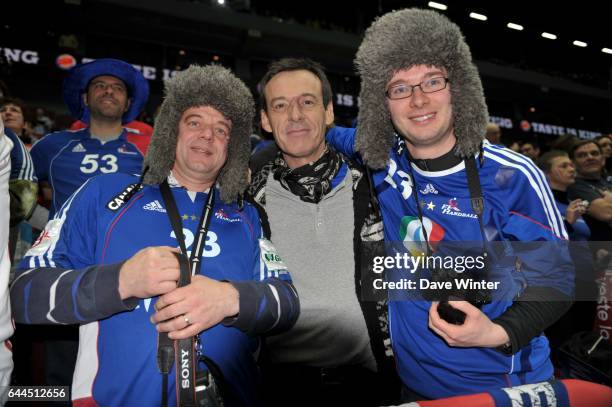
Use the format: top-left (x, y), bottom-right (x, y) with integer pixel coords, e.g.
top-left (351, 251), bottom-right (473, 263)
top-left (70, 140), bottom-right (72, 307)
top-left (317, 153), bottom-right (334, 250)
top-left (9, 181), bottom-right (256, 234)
top-left (249, 146), bottom-right (343, 205)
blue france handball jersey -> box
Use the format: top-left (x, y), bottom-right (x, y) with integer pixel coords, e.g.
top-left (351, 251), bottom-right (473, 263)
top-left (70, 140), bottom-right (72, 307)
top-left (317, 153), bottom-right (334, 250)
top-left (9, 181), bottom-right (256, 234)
top-left (29, 128), bottom-right (148, 218)
top-left (19, 173), bottom-right (290, 406)
top-left (327, 126), bottom-right (574, 398)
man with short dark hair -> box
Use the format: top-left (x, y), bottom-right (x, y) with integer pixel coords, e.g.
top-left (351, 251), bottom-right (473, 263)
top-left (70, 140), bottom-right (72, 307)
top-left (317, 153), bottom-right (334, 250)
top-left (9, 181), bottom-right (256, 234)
top-left (539, 150), bottom-right (591, 223)
top-left (11, 64), bottom-right (299, 406)
top-left (568, 140), bottom-right (612, 242)
top-left (0, 98), bottom-right (33, 144)
top-left (249, 58), bottom-right (398, 406)
top-left (520, 141), bottom-right (540, 161)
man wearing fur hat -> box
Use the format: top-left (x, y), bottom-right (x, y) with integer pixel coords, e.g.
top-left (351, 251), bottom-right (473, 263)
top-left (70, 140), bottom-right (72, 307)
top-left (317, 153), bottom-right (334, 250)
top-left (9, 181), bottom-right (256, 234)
top-left (11, 65), bottom-right (299, 406)
top-left (328, 8), bottom-right (573, 400)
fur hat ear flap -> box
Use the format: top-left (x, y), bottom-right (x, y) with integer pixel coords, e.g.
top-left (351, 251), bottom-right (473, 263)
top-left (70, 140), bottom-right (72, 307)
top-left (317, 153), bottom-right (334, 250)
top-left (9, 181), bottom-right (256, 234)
top-left (143, 64), bottom-right (255, 203)
top-left (355, 8), bottom-right (488, 168)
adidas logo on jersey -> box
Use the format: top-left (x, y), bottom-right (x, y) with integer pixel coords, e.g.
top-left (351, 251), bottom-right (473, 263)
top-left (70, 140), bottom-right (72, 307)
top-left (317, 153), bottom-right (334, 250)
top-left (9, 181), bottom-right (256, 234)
top-left (420, 183), bottom-right (439, 195)
top-left (143, 200), bottom-right (166, 213)
top-left (72, 143), bottom-right (86, 152)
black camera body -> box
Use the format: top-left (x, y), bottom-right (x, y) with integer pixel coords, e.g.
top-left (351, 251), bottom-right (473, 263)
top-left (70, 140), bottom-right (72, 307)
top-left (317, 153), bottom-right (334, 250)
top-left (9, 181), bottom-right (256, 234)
top-left (424, 267), bottom-right (492, 325)
top-left (195, 370), bottom-right (224, 407)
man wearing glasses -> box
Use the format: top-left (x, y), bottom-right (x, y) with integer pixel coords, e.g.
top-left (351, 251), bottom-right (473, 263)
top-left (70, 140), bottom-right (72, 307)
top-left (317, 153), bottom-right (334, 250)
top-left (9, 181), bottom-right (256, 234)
top-left (327, 8), bottom-right (573, 401)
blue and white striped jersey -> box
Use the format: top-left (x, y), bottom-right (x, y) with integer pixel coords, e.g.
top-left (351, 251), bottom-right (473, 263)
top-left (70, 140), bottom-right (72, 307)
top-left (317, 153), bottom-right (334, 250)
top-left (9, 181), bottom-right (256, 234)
top-left (11, 172), bottom-right (298, 406)
top-left (6, 128), bottom-right (36, 182)
top-left (328, 127), bottom-right (574, 398)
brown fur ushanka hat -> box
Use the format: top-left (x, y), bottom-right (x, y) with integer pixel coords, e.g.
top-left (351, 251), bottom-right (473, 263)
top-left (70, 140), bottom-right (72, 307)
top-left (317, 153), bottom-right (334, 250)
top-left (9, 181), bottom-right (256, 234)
top-left (354, 8), bottom-right (489, 168)
top-left (143, 64), bottom-right (255, 203)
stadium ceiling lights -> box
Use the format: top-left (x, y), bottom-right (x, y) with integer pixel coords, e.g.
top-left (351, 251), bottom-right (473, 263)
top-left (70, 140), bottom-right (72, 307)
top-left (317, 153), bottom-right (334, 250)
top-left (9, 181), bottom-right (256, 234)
top-left (428, 2), bottom-right (447, 11)
top-left (462, 7), bottom-right (605, 57)
top-left (469, 12), bottom-right (487, 21)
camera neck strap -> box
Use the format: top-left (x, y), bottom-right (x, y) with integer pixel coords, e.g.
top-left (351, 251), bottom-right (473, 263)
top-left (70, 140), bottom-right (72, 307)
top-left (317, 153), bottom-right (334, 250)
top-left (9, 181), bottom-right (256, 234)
top-left (161, 179), bottom-right (217, 271)
top-left (464, 156), bottom-right (486, 241)
top-left (157, 179), bottom-right (216, 407)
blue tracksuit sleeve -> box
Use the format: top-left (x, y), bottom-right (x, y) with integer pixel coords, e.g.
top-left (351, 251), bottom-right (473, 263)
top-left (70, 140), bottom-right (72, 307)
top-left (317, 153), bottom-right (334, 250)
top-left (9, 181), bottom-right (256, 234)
top-left (10, 262), bottom-right (138, 325)
top-left (10, 178), bottom-right (138, 324)
top-left (326, 126), bottom-right (360, 161)
top-left (6, 128), bottom-right (36, 182)
top-left (227, 278), bottom-right (299, 336)
top-left (223, 210), bottom-right (299, 336)
top-left (501, 165), bottom-right (574, 297)
top-left (487, 162), bottom-right (575, 353)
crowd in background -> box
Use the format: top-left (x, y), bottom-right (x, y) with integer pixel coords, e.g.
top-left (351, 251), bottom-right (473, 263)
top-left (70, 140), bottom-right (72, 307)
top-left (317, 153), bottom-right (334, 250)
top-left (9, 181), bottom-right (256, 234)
top-left (2, 79), bottom-right (612, 273)
top-left (1, 60), bottom-right (611, 404)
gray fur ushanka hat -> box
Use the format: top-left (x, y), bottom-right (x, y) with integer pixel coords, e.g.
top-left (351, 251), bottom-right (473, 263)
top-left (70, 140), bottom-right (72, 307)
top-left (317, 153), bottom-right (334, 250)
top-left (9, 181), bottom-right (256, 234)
top-left (355, 8), bottom-right (489, 169)
top-left (143, 64), bottom-right (255, 203)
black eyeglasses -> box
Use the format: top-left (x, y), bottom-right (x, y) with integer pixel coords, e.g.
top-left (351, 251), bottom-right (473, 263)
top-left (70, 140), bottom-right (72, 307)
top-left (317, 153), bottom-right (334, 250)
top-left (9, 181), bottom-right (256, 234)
top-left (386, 77), bottom-right (449, 100)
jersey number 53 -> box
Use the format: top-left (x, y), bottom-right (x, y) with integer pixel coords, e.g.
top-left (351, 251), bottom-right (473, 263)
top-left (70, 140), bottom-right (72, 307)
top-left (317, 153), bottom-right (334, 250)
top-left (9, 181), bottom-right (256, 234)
top-left (80, 154), bottom-right (119, 174)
